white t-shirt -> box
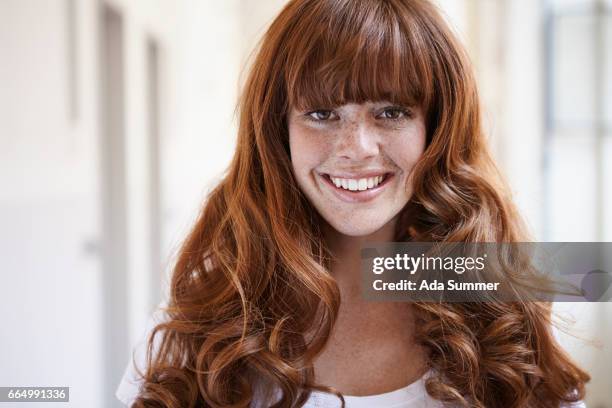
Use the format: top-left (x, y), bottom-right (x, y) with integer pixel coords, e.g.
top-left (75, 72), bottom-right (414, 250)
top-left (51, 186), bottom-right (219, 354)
top-left (115, 304), bottom-right (586, 408)
top-left (118, 364), bottom-right (440, 408)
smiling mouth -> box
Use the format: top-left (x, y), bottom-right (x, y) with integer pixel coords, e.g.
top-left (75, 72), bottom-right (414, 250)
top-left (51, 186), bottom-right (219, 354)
top-left (321, 173), bottom-right (393, 192)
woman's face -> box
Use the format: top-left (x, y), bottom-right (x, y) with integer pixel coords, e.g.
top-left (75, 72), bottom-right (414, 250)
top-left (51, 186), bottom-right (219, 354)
top-left (288, 101), bottom-right (426, 237)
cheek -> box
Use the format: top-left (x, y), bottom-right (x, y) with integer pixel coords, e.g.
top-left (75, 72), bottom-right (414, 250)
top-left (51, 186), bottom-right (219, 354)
top-left (288, 125), bottom-right (330, 175)
top-left (387, 126), bottom-right (427, 170)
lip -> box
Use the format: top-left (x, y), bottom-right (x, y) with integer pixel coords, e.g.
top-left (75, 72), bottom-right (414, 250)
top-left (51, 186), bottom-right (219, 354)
top-left (325, 170), bottom-right (390, 179)
top-left (318, 171), bottom-right (394, 203)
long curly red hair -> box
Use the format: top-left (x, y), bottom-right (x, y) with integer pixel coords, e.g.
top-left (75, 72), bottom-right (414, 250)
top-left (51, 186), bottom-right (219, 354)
top-left (132, 0), bottom-right (590, 407)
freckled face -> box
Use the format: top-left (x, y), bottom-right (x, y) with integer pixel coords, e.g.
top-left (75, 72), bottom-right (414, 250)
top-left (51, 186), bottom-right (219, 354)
top-left (288, 101), bottom-right (427, 237)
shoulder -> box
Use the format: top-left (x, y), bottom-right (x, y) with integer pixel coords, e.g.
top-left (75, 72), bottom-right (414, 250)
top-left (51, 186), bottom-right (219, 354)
top-left (115, 301), bottom-right (170, 407)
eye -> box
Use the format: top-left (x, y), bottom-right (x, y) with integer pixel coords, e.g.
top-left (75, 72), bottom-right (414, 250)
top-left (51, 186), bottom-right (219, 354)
top-left (306, 110), bottom-right (338, 121)
top-left (377, 106), bottom-right (411, 120)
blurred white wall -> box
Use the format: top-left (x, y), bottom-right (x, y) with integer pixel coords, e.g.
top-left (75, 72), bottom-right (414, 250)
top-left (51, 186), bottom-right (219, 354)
top-left (1, 1), bottom-right (104, 406)
top-left (0, 0), bottom-right (609, 407)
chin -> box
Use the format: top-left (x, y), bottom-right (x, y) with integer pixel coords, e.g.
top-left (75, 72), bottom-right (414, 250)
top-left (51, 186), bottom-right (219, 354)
top-left (325, 217), bottom-right (389, 238)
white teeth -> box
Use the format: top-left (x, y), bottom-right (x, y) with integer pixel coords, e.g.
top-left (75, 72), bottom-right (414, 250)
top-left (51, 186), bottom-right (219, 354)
top-left (329, 174), bottom-right (386, 192)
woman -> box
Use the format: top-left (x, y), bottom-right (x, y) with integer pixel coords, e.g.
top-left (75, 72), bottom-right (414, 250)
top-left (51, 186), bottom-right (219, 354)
top-left (116, 0), bottom-right (589, 406)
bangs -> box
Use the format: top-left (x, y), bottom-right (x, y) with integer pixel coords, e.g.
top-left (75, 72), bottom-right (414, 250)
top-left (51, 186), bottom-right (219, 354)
top-left (283, 0), bottom-right (431, 111)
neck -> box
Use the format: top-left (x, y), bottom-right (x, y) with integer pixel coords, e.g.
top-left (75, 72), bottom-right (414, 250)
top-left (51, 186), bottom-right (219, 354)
top-left (314, 216), bottom-right (428, 394)
top-left (322, 216), bottom-right (398, 296)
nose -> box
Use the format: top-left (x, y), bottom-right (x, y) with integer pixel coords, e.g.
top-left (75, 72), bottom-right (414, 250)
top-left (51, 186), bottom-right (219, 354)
top-left (335, 122), bottom-right (380, 161)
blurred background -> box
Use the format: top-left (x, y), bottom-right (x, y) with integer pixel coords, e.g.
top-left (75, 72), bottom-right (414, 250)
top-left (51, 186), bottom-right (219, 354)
top-left (0, 0), bottom-right (610, 406)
